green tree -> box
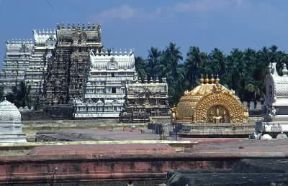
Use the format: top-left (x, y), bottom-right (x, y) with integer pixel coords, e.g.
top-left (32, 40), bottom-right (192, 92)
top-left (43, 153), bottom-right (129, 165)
top-left (184, 47), bottom-right (207, 89)
top-left (135, 56), bottom-right (147, 81)
top-left (162, 43), bottom-right (183, 105)
top-left (0, 86), bottom-right (4, 101)
top-left (208, 48), bottom-right (226, 76)
top-left (146, 47), bottom-right (162, 79)
top-left (140, 43), bottom-right (288, 105)
top-left (6, 81), bottom-right (31, 108)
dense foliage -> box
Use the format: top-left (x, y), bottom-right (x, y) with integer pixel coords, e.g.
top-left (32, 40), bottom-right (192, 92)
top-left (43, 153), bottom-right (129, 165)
top-left (5, 81), bottom-right (31, 108)
top-left (136, 43), bottom-right (286, 106)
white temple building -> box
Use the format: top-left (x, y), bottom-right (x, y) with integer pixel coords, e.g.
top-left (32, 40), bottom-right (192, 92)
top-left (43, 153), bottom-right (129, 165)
top-left (25, 30), bottom-right (56, 102)
top-left (254, 62), bottom-right (288, 139)
top-left (0, 29), bottom-right (56, 103)
top-left (0, 40), bottom-right (33, 93)
top-left (0, 98), bottom-right (26, 143)
top-left (73, 49), bottom-right (137, 118)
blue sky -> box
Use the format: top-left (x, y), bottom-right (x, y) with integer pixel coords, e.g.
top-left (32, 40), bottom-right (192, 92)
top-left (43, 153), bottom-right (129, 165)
top-left (0, 0), bottom-right (288, 65)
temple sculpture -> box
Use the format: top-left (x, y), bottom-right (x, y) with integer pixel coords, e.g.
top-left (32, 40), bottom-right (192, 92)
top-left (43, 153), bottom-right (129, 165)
top-left (120, 77), bottom-right (170, 122)
top-left (0, 98), bottom-right (26, 143)
top-left (253, 62), bottom-right (288, 139)
top-left (73, 49), bottom-right (136, 118)
top-left (173, 75), bottom-right (251, 137)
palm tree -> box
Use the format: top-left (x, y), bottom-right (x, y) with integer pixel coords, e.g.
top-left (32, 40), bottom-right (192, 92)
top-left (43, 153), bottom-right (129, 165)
top-left (162, 43), bottom-right (183, 105)
top-left (147, 47), bottom-right (162, 79)
top-left (163, 43), bottom-right (183, 77)
top-left (185, 46), bottom-right (207, 89)
top-left (208, 48), bottom-right (226, 76)
top-left (135, 56), bottom-right (147, 81)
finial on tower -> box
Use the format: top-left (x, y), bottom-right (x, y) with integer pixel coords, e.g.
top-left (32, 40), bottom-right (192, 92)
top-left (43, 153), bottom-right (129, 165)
top-left (155, 76), bottom-right (159, 83)
top-left (215, 74), bottom-right (220, 84)
top-left (204, 74), bottom-right (209, 84)
top-left (200, 74), bottom-right (204, 84)
top-left (210, 74), bottom-right (215, 84)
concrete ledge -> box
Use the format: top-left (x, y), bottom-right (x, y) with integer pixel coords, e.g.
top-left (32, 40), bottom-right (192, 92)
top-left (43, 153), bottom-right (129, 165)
top-left (0, 140), bottom-right (194, 152)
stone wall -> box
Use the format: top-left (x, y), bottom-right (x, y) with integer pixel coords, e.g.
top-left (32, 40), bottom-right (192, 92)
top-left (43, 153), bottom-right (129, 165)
top-left (22, 105), bottom-right (74, 120)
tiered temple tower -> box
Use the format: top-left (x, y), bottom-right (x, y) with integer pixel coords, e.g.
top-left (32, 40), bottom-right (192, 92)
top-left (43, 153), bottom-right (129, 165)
top-left (0, 40), bottom-right (33, 93)
top-left (44, 24), bottom-right (102, 105)
top-left (24, 30), bottom-right (56, 103)
top-left (73, 49), bottom-right (136, 118)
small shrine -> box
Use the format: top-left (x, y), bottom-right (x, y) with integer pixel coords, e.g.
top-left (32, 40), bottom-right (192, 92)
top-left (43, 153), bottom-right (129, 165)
top-left (172, 75), bottom-right (252, 137)
top-left (120, 77), bottom-right (170, 123)
top-left (0, 98), bottom-right (26, 143)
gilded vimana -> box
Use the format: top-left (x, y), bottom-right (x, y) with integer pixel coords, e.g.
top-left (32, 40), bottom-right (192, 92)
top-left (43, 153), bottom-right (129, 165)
top-left (2, 1), bottom-right (288, 185)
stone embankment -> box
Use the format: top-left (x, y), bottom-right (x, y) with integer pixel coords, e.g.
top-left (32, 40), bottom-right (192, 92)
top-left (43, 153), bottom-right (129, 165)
top-left (0, 139), bottom-right (288, 185)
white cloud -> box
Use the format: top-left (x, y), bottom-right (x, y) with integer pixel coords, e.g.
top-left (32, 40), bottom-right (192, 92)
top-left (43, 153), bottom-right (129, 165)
top-left (91, 0), bottom-right (249, 23)
top-left (96, 5), bottom-right (136, 21)
top-left (173, 0), bottom-right (245, 13)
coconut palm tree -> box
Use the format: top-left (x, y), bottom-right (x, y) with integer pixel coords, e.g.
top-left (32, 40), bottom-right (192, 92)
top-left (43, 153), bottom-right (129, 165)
top-left (184, 46), bottom-right (207, 89)
top-left (146, 47), bottom-right (162, 79)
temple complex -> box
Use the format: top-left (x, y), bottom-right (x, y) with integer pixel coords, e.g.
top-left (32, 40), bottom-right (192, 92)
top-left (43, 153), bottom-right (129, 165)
top-left (172, 75), bottom-right (251, 137)
top-left (73, 49), bottom-right (136, 118)
top-left (43, 24), bottom-right (102, 105)
top-left (120, 78), bottom-right (170, 122)
top-left (254, 62), bottom-right (288, 139)
top-left (0, 23), bottom-right (170, 120)
top-left (0, 98), bottom-right (26, 142)
top-left (0, 39), bottom-right (33, 94)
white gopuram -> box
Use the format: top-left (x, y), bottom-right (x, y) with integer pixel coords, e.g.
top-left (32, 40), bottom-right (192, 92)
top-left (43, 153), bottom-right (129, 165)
top-left (0, 99), bottom-right (27, 142)
top-left (254, 62), bottom-right (288, 139)
top-left (73, 49), bottom-right (136, 118)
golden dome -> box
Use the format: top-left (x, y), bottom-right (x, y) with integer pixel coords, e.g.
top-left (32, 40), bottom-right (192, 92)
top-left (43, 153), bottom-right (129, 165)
top-left (172, 76), bottom-right (248, 124)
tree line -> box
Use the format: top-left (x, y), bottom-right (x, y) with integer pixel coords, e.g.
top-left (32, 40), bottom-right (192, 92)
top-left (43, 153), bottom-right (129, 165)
top-left (136, 43), bottom-right (287, 106)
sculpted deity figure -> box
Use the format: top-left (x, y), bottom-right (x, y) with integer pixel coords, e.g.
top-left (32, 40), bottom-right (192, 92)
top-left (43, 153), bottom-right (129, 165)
top-left (212, 107), bottom-right (223, 123)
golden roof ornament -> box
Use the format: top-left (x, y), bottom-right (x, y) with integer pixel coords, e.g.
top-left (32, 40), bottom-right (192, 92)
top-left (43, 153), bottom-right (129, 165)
top-left (215, 74), bottom-right (220, 84)
top-left (200, 74), bottom-right (204, 84)
top-left (210, 74), bottom-right (215, 84)
top-left (204, 74), bottom-right (209, 84)
top-left (173, 75), bottom-right (248, 124)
